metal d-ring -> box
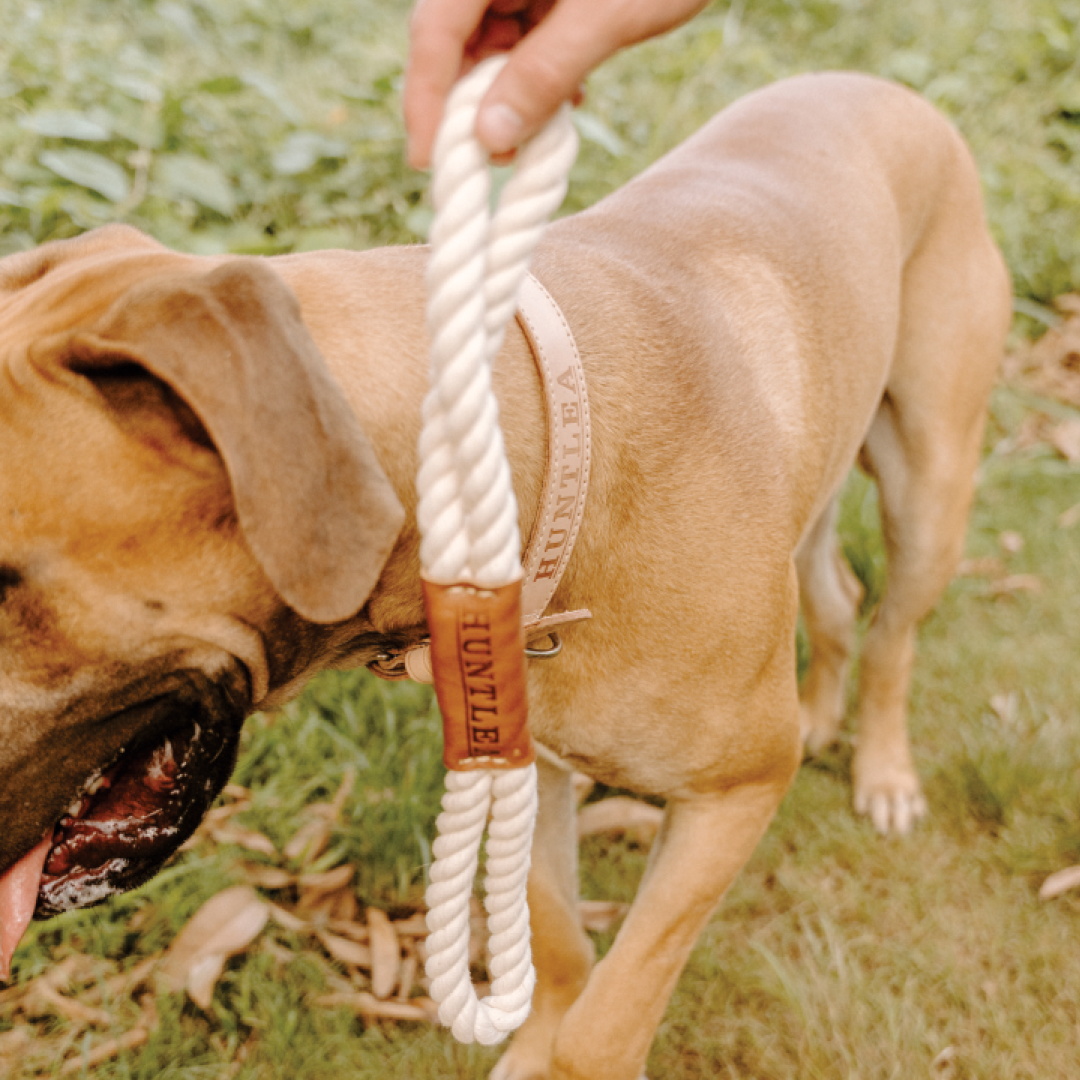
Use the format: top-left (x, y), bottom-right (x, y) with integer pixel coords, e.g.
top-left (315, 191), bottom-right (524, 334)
top-left (525, 631), bottom-right (563, 659)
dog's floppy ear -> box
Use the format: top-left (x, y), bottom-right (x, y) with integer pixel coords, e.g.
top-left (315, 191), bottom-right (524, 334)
top-left (57, 259), bottom-right (405, 623)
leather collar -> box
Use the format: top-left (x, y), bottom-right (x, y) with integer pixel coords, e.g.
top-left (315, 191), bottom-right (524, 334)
top-left (371, 273), bottom-right (591, 683)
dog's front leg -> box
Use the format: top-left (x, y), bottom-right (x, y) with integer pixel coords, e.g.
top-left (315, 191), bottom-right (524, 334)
top-left (493, 754), bottom-right (595, 1080)
top-left (546, 777), bottom-right (792, 1080)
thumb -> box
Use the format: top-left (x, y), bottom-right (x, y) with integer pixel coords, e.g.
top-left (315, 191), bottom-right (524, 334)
top-left (474, 7), bottom-right (616, 155)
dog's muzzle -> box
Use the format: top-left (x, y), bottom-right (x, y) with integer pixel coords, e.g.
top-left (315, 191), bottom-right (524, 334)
top-left (6, 668), bottom-right (249, 920)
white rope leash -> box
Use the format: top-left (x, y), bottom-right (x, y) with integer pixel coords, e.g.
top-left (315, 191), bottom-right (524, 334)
top-left (419, 57), bottom-right (578, 1045)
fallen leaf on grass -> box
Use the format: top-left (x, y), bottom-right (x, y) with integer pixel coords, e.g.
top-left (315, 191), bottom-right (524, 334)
top-left (397, 952), bottom-right (418, 1001)
top-left (1048, 418), bottom-right (1080, 462)
top-left (268, 902), bottom-right (309, 935)
top-left (283, 818), bottom-right (332, 864)
top-left (53, 1025), bottom-right (151, 1077)
top-left (158, 886), bottom-right (269, 1007)
top-left (283, 769), bottom-right (356, 866)
top-left (239, 864), bottom-right (294, 890)
top-left (1039, 865), bottom-right (1080, 901)
top-left (1058, 502), bottom-right (1080, 529)
top-left (368, 909), bottom-right (400, 999)
top-left (388, 913), bottom-right (429, 938)
top-left (986, 574), bottom-right (1042, 597)
top-left (0, 1027), bottom-right (31, 1069)
top-left (577, 797), bottom-right (664, 843)
top-left (210, 825), bottom-right (277, 857)
top-left (578, 901), bottom-right (630, 933)
top-left (29, 983), bottom-right (113, 1027)
top-left (314, 990), bottom-right (436, 1022)
top-left (298, 864), bottom-right (354, 894)
top-left (1006, 298), bottom-right (1080, 408)
top-left (317, 930), bottom-right (372, 969)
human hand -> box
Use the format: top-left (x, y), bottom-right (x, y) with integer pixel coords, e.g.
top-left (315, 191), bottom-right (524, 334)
top-left (404, 0), bottom-right (710, 168)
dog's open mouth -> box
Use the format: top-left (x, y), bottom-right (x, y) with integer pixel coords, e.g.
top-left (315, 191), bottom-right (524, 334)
top-left (36, 720), bottom-right (224, 917)
top-left (0, 673), bottom-right (248, 980)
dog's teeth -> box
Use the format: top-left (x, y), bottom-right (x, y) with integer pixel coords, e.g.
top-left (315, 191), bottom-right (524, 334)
top-left (67, 799), bottom-right (82, 817)
top-left (86, 775), bottom-right (106, 795)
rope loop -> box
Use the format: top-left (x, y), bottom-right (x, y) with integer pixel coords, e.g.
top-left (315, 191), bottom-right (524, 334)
top-left (418, 56), bottom-right (578, 1046)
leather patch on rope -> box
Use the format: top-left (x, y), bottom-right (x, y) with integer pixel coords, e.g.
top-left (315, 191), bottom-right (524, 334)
top-left (369, 274), bottom-right (591, 684)
top-left (423, 579), bottom-right (536, 771)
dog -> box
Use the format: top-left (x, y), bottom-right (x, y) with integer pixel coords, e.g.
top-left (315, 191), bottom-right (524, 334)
top-left (0, 72), bottom-right (1010, 1079)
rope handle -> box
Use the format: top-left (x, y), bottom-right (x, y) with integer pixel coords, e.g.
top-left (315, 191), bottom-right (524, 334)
top-left (418, 56), bottom-right (578, 1045)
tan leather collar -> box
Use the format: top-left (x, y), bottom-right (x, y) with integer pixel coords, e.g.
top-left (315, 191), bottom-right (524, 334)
top-left (371, 273), bottom-right (591, 684)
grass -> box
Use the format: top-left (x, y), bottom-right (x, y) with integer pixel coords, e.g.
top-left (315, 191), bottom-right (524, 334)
top-left (2, 0), bottom-right (1080, 1077)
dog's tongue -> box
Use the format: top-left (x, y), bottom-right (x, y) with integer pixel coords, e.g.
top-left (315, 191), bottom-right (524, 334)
top-left (0, 836), bottom-right (51, 982)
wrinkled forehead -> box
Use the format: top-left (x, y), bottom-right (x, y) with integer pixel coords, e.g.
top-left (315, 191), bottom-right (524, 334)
top-left (0, 246), bottom-right (209, 345)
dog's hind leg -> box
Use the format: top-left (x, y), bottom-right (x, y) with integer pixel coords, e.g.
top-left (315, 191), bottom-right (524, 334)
top-left (796, 493), bottom-right (864, 755)
top-left (852, 157), bottom-right (1010, 835)
top-left (492, 753), bottom-right (595, 1080)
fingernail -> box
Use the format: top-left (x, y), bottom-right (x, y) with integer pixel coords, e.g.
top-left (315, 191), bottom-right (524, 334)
top-left (477, 103), bottom-right (524, 154)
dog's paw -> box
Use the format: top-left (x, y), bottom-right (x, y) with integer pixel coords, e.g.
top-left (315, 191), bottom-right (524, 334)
top-left (853, 768), bottom-right (927, 835)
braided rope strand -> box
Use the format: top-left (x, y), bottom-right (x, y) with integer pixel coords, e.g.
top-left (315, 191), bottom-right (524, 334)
top-left (418, 56), bottom-right (578, 1045)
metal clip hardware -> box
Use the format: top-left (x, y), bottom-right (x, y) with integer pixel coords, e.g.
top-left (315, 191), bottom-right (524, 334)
top-left (525, 631), bottom-right (563, 659)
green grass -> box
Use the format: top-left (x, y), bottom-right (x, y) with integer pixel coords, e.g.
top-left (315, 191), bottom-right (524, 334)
top-left (3, 1), bottom-right (1080, 1077)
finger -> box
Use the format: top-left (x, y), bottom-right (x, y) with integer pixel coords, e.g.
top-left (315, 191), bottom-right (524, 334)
top-left (474, 4), bottom-right (619, 155)
top-left (405, 0), bottom-right (495, 168)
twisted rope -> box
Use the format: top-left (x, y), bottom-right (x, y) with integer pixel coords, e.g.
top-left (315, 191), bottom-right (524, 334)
top-left (418, 56), bottom-right (578, 1045)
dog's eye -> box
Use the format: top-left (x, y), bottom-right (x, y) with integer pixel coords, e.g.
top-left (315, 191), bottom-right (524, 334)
top-left (0, 565), bottom-right (23, 603)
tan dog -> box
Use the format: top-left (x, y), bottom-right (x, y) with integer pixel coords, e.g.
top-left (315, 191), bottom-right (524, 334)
top-left (0, 73), bottom-right (1009, 1079)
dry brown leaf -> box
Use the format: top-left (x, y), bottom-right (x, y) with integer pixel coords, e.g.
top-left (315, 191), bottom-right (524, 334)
top-left (298, 865), bottom-right (355, 894)
top-left (577, 797), bottom-right (664, 843)
top-left (210, 825), bottom-right (277, 858)
top-left (30, 984), bottom-right (114, 1028)
top-left (331, 768), bottom-right (358, 817)
top-left (1008, 301), bottom-right (1080, 408)
top-left (314, 990), bottom-right (435, 1022)
top-left (987, 574), bottom-right (1043, 597)
top-left (240, 864), bottom-right (294, 890)
top-left (368, 909), bottom-right (401, 1000)
top-left (397, 953), bottom-right (418, 1002)
top-left (0, 1027), bottom-right (31, 1069)
top-left (39, 954), bottom-right (101, 992)
top-left (578, 900), bottom-right (630, 933)
top-left (158, 886), bottom-right (269, 1004)
top-left (259, 938), bottom-right (297, 966)
top-left (87, 957), bottom-right (158, 1005)
top-left (268, 902), bottom-right (309, 935)
top-left (325, 919), bottom-right (369, 944)
top-left (1049, 418), bottom-right (1080, 462)
top-left (328, 889), bottom-right (359, 924)
top-left (1058, 502), bottom-right (1080, 529)
top-left (389, 914), bottom-right (429, 938)
top-left (283, 819), bottom-right (332, 864)
top-left (318, 931), bottom-right (372, 969)
top-left (1039, 865), bottom-right (1080, 901)
top-left (54, 1026), bottom-right (150, 1076)
top-left (186, 955), bottom-right (227, 1011)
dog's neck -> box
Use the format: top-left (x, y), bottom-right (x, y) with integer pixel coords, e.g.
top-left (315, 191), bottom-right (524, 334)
top-left (259, 246), bottom-right (552, 703)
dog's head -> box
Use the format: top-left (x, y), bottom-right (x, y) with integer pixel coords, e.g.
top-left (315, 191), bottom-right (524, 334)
top-left (0, 226), bottom-right (404, 964)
